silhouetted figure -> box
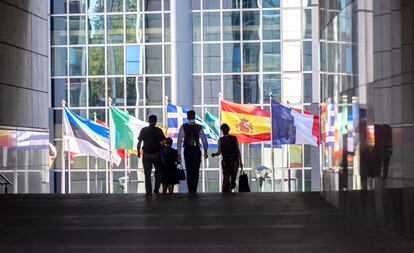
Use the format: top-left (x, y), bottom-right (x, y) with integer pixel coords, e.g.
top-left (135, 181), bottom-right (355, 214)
top-left (161, 137), bottom-right (179, 194)
top-left (212, 124), bottom-right (243, 192)
top-left (137, 115), bottom-right (166, 194)
top-left (177, 110), bottom-right (208, 193)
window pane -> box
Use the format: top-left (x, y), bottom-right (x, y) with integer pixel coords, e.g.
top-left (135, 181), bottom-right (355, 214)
top-left (69, 16), bottom-right (86, 44)
top-left (243, 75), bottom-right (259, 104)
top-left (164, 0), bottom-right (170, 10)
top-left (108, 78), bottom-right (124, 106)
top-left (263, 10), bottom-right (280, 40)
top-left (243, 43), bottom-right (260, 72)
top-left (52, 0), bottom-right (67, 14)
top-left (107, 0), bottom-right (123, 12)
top-left (263, 74), bottom-right (281, 103)
top-left (126, 45), bottom-right (142, 75)
top-left (243, 11), bottom-right (260, 40)
top-left (145, 14), bottom-right (162, 42)
top-left (223, 43), bottom-right (241, 73)
top-left (127, 76), bottom-right (143, 106)
top-left (69, 47), bottom-right (86, 76)
top-left (223, 75), bottom-right (241, 103)
top-left (223, 0), bottom-right (241, 9)
top-left (145, 45), bottom-right (162, 74)
top-left (193, 76), bottom-right (202, 104)
top-left (203, 44), bottom-right (221, 73)
top-left (282, 0), bottom-right (301, 7)
top-left (88, 15), bottom-right (105, 44)
top-left (193, 13), bottom-right (201, 41)
top-left (52, 17), bottom-right (67, 45)
top-left (303, 74), bottom-right (312, 103)
top-left (88, 47), bottom-right (105, 75)
top-left (107, 15), bottom-right (124, 43)
top-left (126, 14), bottom-right (143, 43)
top-left (107, 46), bottom-right (124, 75)
top-left (304, 9), bottom-right (312, 39)
top-left (69, 0), bottom-right (86, 13)
top-left (52, 79), bottom-right (68, 107)
top-left (263, 42), bottom-right (280, 72)
top-left (88, 78), bottom-right (105, 106)
top-left (164, 13), bottom-right (170, 42)
top-left (203, 12), bottom-right (220, 41)
top-left (263, 0), bottom-right (280, 8)
top-left (303, 41), bottom-right (312, 71)
top-left (145, 77), bottom-right (162, 105)
top-left (192, 0), bottom-right (200, 10)
top-left (126, 0), bottom-right (139, 12)
top-left (164, 45), bottom-right (171, 74)
top-left (203, 0), bottom-right (220, 9)
top-left (282, 42), bottom-right (301, 71)
top-left (165, 76), bottom-right (171, 99)
top-left (70, 78), bottom-right (87, 107)
top-left (204, 76), bottom-right (221, 104)
top-left (52, 48), bottom-right (67, 76)
top-left (242, 0), bottom-right (259, 8)
top-left (193, 44), bottom-right (201, 73)
top-left (145, 0), bottom-right (161, 11)
top-left (282, 9), bottom-right (301, 40)
top-left (223, 11), bottom-right (240, 41)
top-left (283, 73), bottom-right (302, 104)
top-left (88, 0), bottom-right (104, 13)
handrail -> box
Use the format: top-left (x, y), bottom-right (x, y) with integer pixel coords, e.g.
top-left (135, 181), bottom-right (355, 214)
top-left (0, 172), bottom-right (12, 194)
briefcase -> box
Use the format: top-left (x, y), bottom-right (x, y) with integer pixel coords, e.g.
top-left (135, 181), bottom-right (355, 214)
top-left (238, 171), bottom-right (250, 192)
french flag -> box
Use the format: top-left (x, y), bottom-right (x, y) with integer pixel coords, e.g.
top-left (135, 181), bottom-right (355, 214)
top-left (271, 101), bottom-right (320, 147)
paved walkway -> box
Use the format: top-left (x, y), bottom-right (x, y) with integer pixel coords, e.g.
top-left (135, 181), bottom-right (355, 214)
top-left (0, 193), bottom-right (414, 252)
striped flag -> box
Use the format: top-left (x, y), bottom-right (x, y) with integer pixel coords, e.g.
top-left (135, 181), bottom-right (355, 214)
top-left (167, 103), bottom-right (218, 147)
top-left (16, 131), bottom-right (49, 150)
top-left (63, 107), bottom-right (121, 165)
top-left (326, 103), bottom-right (335, 146)
top-left (205, 111), bottom-right (220, 136)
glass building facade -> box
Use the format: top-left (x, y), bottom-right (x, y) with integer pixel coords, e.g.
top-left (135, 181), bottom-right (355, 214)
top-left (51, 0), bottom-right (320, 193)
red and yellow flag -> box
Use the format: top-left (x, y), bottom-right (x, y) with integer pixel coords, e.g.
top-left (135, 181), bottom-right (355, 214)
top-left (220, 100), bottom-right (271, 143)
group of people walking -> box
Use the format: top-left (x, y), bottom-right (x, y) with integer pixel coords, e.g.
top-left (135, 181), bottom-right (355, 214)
top-left (137, 110), bottom-right (243, 194)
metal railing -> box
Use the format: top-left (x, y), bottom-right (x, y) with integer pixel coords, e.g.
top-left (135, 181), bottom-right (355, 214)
top-left (0, 173), bottom-right (12, 194)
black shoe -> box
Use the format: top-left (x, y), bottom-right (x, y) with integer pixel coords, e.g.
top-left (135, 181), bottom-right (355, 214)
top-left (154, 189), bottom-right (159, 194)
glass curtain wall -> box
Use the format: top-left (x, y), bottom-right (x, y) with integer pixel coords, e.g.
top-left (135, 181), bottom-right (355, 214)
top-left (192, 0), bottom-right (316, 192)
top-left (51, 0), bottom-right (171, 193)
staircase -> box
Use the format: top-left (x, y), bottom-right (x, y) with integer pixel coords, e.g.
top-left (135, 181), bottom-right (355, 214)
top-left (0, 193), bottom-right (413, 252)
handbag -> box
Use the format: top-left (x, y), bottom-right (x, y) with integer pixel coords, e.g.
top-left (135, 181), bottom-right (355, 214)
top-left (176, 164), bottom-right (186, 181)
top-left (238, 167), bottom-right (250, 192)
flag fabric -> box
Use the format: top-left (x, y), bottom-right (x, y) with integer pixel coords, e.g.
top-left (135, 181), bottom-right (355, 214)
top-left (63, 107), bottom-right (121, 165)
top-left (205, 111), bottom-right (220, 136)
top-left (95, 117), bottom-right (126, 158)
top-left (0, 130), bottom-right (13, 147)
top-left (48, 143), bottom-right (57, 168)
top-left (326, 103), bottom-right (335, 146)
top-left (271, 100), bottom-right (319, 147)
top-left (220, 100), bottom-right (271, 144)
top-left (110, 106), bottom-right (148, 150)
top-left (16, 131), bottom-right (49, 150)
top-left (167, 103), bottom-right (218, 147)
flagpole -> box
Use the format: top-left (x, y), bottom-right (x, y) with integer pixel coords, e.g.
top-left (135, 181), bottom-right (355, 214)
top-left (124, 110), bottom-right (128, 194)
top-left (108, 97), bottom-right (113, 193)
top-left (269, 93), bottom-right (275, 192)
top-left (61, 100), bottom-right (66, 194)
top-left (164, 96), bottom-right (168, 130)
top-left (93, 112), bottom-right (99, 193)
top-left (218, 92), bottom-right (223, 191)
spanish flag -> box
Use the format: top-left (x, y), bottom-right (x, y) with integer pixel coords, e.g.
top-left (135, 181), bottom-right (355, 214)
top-left (221, 100), bottom-right (271, 143)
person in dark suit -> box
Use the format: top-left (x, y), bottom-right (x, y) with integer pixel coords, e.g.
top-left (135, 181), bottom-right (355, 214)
top-left (160, 137), bottom-right (179, 194)
top-left (212, 124), bottom-right (243, 192)
top-left (137, 115), bottom-right (166, 194)
top-left (176, 110), bottom-right (208, 193)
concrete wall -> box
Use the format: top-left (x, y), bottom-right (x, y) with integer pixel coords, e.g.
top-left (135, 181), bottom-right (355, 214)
top-left (0, 0), bottom-right (49, 130)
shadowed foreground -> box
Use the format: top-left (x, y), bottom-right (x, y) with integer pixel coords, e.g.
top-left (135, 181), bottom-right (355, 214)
top-left (0, 193), bottom-right (414, 252)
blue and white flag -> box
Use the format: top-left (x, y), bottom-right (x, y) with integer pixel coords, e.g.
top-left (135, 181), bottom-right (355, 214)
top-left (167, 103), bottom-right (218, 148)
top-left (16, 131), bottom-right (49, 150)
top-left (63, 108), bottom-right (121, 165)
top-left (326, 103), bottom-right (335, 147)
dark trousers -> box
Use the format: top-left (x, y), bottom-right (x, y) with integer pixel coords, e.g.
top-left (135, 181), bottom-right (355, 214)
top-left (143, 152), bottom-right (162, 193)
top-left (184, 148), bottom-right (201, 193)
top-left (222, 159), bottom-right (239, 192)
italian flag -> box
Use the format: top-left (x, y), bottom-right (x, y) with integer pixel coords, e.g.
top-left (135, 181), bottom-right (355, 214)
top-left (110, 106), bottom-right (148, 150)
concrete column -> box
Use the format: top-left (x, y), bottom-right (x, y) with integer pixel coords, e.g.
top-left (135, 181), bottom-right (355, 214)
top-left (170, 0), bottom-right (193, 108)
